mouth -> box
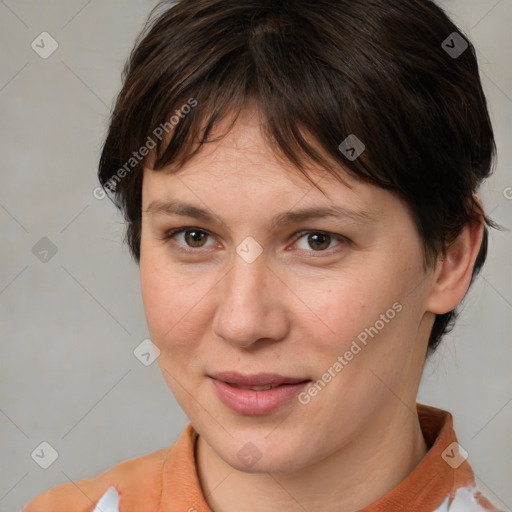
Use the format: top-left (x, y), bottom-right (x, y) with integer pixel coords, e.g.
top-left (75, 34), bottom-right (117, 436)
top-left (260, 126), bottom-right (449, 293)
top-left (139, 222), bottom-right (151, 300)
top-left (209, 371), bottom-right (310, 388)
top-left (228, 383), bottom-right (282, 391)
top-left (208, 372), bottom-right (311, 415)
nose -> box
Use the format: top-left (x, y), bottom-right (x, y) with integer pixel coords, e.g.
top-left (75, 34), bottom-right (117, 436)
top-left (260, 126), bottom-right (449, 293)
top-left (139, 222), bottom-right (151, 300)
top-left (212, 250), bottom-right (289, 349)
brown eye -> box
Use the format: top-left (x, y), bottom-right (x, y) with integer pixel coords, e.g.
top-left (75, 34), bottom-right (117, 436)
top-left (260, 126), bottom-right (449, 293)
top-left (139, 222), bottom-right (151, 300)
top-left (183, 229), bottom-right (208, 247)
top-left (306, 233), bottom-right (331, 251)
top-left (163, 227), bottom-right (348, 257)
top-left (294, 231), bottom-right (346, 254)
top-left (164, 227), bottom-right (215, 252)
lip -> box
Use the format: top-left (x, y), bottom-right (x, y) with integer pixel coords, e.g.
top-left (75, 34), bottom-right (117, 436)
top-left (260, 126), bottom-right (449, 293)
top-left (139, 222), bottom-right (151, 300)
top-left (210, 371), bottom-right (308, 387)
top-left (209, 372), bottom-right (310, 415)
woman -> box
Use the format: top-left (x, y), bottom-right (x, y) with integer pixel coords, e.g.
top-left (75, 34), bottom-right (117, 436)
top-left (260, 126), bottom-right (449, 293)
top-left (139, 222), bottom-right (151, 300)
top-left (24, 0), bottom-right (502, 510)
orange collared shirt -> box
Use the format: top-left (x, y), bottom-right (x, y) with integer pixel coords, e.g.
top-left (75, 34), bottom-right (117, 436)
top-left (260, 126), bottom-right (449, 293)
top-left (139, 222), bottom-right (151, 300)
top-left (23, 404), bottom-right (502, 512)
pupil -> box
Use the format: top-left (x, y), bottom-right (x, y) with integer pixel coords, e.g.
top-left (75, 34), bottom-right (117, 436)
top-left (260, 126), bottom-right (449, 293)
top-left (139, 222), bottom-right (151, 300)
top-left (186, 230), bottom-right (205, 247)
top-left (309, 233), bottom-right (329, 251)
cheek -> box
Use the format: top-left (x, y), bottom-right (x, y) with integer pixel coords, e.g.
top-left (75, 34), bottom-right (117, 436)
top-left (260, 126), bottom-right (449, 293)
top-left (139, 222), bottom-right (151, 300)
top-left (140, 251), bottom-right (215, 355)
top-left (298, 261), bottom-right (422, 387)
top-left (295, 268), bottom-right (396, 353)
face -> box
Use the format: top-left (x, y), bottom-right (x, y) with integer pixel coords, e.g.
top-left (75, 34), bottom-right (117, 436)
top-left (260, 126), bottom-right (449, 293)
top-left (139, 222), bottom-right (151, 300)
top-left (139, 109), bottom-right (436, 474)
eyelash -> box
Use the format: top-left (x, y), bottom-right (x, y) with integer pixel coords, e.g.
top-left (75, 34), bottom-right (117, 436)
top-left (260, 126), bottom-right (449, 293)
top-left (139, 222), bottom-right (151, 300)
top-left (160, 227), bottom-right (349, 257)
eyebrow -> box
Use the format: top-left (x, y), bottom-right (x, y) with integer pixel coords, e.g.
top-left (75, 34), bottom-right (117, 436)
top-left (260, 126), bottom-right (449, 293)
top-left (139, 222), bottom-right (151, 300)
top-left (144, 199), bottom-right (377, 231)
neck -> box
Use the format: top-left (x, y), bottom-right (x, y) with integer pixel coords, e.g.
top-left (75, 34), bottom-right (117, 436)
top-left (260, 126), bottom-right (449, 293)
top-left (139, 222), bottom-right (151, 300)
top-left (196, 404), bottom-right (428, 512)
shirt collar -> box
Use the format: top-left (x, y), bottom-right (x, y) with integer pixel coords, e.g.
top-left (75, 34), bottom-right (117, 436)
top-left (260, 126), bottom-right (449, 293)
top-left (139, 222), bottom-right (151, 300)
top-left (160, 404), bottom-right (477, 511)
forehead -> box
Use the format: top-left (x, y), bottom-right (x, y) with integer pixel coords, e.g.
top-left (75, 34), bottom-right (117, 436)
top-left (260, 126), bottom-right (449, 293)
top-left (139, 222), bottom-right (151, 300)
top-left (145, 108), bottom-right (362, 197)
top-left (141, 107), bottom-right (411, 229)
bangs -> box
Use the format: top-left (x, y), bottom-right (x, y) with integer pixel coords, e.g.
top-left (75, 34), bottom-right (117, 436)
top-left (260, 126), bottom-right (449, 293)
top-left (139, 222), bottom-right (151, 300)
top-left (122, 32), bottom-right (380, 194)
top-left (149, 95), bottom-right (353, 193)
top-left (99, 1), bottom-right (402, 209)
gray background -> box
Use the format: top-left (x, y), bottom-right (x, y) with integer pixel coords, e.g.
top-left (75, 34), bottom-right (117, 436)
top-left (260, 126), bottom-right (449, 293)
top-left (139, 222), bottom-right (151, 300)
top-left (0, 1), bottom-right (511, 511)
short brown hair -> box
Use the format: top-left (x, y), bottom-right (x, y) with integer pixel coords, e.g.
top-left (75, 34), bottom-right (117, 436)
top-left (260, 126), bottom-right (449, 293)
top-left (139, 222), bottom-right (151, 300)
top-left (98, 0), bottom-right (499, 352)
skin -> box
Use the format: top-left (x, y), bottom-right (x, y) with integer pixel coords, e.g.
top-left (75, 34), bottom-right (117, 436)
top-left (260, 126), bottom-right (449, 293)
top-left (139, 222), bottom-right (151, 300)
top-left (139, 108), bottom-right (484, 512)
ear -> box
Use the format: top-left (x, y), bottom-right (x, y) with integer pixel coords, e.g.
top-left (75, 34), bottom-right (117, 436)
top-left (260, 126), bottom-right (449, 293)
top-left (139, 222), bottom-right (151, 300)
top-left (425, 202), bottom-right (485, 315)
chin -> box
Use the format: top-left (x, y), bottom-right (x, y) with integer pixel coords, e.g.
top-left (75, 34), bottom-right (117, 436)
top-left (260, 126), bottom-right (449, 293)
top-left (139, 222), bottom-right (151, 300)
top-left (223, 447), bottom-right (307, 475)
top-left (208, 425), bottom-right (312, 475)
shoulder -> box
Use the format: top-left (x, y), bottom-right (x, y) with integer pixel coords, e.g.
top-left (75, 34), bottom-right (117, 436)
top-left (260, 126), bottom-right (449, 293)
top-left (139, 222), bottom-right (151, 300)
top-left (22, 446), bottom-right (171, 512)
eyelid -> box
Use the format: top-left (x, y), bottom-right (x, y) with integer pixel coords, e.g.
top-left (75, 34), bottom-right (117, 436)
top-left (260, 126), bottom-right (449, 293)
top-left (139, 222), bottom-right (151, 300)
top-left (159, 227), bottom-right (218, 254)
top-left (161, 226), bottom-right (349, 256)
top-left (290, 230), bottom-right (349, 257)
